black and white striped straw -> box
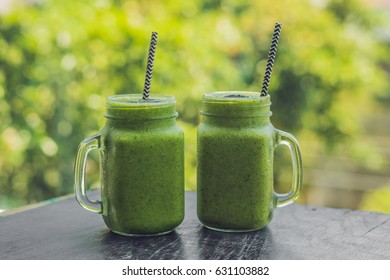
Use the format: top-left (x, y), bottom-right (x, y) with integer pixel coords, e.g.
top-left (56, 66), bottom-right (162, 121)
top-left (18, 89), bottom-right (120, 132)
top-left (143, 32), bottom-right (158, 100)
top-left (260, 23), bottom-right (282, 97)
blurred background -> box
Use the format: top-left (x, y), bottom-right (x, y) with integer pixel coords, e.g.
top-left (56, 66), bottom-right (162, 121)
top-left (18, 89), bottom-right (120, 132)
top-left (0, 0), bottom-right (389, 214)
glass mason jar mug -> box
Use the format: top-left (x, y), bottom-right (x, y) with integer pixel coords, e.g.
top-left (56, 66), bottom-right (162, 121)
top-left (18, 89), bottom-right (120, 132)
top-left (197, 91), bottom-right (303, 232)
top-left (74, 94), bottom-right (185, 236)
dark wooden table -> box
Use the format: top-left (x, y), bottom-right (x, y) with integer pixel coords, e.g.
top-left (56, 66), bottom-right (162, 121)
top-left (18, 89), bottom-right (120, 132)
top-left (1, 191), bottom-right (390, 260)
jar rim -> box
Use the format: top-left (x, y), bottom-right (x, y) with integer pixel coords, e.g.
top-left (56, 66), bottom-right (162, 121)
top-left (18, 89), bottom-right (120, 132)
top-left (106, 94), bottom-right (176, 109)
top-left (201, 91), bottom-right (272, 118)
top-left (104, 94), bottom-right (178, 121)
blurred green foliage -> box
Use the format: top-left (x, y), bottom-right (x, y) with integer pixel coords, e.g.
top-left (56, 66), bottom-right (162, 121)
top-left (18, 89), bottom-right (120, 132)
top-left (0, 0), bottom-right (389, 210)
top-left (360, 186), bottom-right (390, 214)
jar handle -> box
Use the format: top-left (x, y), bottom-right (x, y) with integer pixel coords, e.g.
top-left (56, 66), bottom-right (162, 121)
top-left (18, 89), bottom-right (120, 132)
top-left (274, 129), bottom-right (303, 207)
top-left (74, 134), bottom-right (102, 213)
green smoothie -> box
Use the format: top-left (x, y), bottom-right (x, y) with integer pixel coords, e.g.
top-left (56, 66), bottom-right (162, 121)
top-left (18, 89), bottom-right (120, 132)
top-left (75, 94), bottom-right (184, 236)
top-left (197, 92), bottom-right (276, 231)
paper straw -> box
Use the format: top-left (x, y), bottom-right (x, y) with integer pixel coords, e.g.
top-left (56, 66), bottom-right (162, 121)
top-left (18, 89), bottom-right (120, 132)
top-left (260, 23), bottom-right (282, 97)
top-left (142, 32), bottom-right (158, 100)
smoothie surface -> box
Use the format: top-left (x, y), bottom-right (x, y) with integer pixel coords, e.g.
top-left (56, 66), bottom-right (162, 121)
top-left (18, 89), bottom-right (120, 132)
top-left (105, 94), bottom-right (178, 120)
top-left (201, 92), bottom-right (272, 118)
